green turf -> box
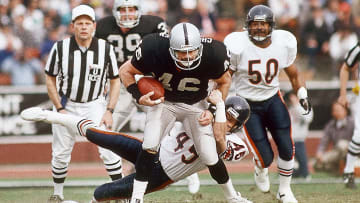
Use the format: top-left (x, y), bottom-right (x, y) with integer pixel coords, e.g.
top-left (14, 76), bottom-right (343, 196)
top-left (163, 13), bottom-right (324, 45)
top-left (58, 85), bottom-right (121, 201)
top-left (0, 172), bottom-right (359, 203)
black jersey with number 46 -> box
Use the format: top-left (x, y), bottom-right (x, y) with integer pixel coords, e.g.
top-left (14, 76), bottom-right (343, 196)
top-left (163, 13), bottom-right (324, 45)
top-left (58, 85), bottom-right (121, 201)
top-left (95, 15), bottom-right (167, 66)
top-left (131, 33), bottom-right (230, 105)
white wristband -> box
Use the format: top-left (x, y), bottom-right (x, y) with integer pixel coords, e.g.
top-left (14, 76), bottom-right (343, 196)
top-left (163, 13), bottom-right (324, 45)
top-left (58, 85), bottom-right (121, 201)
top-left (215, 101), bottom-right (226, 122)
top-left (297, 87), bottom-right (308, 100)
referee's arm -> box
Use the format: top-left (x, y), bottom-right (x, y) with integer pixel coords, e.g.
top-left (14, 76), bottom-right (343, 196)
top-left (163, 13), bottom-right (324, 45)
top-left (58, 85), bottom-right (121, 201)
top-left (44, 43), bottom-right (64, 112)
top-left (101, 44), bottom-right (120, 129)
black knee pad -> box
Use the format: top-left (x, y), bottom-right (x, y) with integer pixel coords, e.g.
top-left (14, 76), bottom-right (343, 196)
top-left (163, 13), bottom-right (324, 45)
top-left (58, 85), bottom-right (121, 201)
top-left (208, 159), bottom-right (229, 184)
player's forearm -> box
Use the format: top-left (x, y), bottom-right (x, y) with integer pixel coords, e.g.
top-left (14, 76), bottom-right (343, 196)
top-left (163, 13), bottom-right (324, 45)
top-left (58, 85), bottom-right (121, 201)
top-left (339, 63), bottom-right (350, 97)
top-left (107, 78), bottom-right (120, 109)
top-left (285, 64), bottom-right (305, 93)
top-left (119, 61), bottom-right (139, 87)
top-left (213, 122), bottom-right (227, 154)
top-left (212, 99), bottom-right (227, 154)
top-left (215, 71), bottom-right (232, 100)
top-left (45, 75), bottom-right (62, 109)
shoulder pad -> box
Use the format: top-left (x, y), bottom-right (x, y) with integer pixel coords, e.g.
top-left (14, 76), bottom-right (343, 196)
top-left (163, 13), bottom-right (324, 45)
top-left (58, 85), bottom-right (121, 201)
top-left (224, 32), bottom-right (247, 55)
top-left (273, 30), bottom-right (297, 49)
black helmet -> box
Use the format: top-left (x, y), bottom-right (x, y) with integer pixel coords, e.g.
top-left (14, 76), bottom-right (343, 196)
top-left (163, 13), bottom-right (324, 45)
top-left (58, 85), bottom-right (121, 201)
top-left (225, 96), bottom-right (251, 132)
top-left (245, 5), bottom-right (275, 42)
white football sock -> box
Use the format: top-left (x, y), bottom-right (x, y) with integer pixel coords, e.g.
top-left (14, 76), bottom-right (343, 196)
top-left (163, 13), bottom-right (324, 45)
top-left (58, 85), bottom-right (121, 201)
top-left (278, 157), bottom-right (294, 191)
top-left (220, 179), bottom-right (237, 198)
top-left (344, 153), bottom-right (357, 173)
top-left (53, 182), bottom-right (64, 199)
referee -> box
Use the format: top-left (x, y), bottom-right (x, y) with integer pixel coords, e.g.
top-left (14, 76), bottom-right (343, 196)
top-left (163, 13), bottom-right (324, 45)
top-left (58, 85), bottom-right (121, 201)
top-left (44, 5), bottom-right (122, 202)
top-left (338, 41), bottom-right (360, 189)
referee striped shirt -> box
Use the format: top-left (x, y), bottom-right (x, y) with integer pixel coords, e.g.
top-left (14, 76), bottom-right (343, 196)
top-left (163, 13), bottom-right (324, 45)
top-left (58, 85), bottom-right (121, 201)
top-left (345, 42), bottom-right (360, 68)
top-left (45, 36), bottom-right (119, 103)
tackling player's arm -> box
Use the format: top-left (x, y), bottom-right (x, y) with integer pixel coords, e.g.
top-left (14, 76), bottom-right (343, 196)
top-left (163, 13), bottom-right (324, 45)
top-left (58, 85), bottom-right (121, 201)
top-left (207, 90), bottom-right (227, 153)
top-left (200, 71), bottom-right (231, 126)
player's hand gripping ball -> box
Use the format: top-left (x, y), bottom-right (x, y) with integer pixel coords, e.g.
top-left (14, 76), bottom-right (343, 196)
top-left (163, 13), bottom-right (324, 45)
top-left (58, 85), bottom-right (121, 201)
top-left (137, 77), bottom-right (165, 100)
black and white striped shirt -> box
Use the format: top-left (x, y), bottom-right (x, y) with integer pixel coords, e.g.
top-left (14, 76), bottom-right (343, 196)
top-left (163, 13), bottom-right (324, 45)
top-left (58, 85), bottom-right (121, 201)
top-left (45, 36), bottom-right (119, 103)
top-left (345, 42), bottom-right (360, 68)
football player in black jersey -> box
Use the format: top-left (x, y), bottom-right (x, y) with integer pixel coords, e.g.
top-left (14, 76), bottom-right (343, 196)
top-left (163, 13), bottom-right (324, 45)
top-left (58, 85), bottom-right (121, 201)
top-left (95, 0), bottom-right (168, 178)
top-left (120, 22), bottom-right (242, 203)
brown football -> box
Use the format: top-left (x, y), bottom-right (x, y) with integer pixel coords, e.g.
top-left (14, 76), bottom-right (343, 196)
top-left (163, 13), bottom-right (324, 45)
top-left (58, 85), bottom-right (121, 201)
top-left (137, 77), bottom-right (165, 100)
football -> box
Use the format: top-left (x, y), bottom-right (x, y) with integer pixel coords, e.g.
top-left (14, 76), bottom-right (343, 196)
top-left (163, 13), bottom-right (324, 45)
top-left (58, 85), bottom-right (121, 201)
top-left (137, 77), bottom-right (165, 100)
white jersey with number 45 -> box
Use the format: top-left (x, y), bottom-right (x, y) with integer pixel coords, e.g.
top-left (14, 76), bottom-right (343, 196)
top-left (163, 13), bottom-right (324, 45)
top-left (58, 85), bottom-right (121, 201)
top-left (224, 30), bottom-right (297, 101)
top-left (159, 122), bottom-right (249, 181)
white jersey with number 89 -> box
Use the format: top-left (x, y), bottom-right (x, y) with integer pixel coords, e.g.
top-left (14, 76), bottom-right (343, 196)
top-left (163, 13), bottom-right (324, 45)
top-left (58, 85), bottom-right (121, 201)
top-left (224, 30), bottom-right (297, 101)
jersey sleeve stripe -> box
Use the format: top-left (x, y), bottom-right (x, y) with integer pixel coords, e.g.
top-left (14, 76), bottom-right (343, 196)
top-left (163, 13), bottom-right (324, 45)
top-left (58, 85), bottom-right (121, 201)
top-left (44, 43), bottom-right (58, 76)
top-left (108, 44), bottom-right (119, 79)
top-left (345, 43), bottom-right (360, 68)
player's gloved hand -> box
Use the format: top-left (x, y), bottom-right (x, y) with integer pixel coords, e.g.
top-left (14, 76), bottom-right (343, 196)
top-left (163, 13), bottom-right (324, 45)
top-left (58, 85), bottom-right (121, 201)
top-left (299, 98), bottom-right (312, 115)
top-left (297, 87), bottom-right (311, 115)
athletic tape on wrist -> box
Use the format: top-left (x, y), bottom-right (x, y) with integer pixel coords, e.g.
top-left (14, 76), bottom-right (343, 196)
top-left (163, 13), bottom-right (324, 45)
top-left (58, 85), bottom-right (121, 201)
top-left (215, 101), bottom-right (226, 122)
top-left (127, 83), bottom-right (142, 103)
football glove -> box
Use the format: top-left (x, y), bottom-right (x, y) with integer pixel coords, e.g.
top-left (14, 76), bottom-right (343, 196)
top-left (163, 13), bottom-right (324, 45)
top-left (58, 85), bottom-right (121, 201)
top-left (299, 98), bottom-right (312, 115)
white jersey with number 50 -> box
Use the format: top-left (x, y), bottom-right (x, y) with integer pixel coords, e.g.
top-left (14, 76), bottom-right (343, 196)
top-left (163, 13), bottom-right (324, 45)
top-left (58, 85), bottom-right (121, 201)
top-left (159, 122), bottom-right (249, 181)
top-left (224, 30), bottom-right (297, 101)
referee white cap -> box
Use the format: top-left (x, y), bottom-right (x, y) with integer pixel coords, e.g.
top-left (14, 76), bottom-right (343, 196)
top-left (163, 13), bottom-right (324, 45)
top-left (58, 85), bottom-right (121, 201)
top-left (72, 4), bottom-right (95, 22)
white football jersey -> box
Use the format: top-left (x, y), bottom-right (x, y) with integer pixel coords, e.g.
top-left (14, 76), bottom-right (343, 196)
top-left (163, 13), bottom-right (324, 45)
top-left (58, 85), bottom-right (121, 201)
top-left (224, 30), bottom-right (297, 101)
top-left (159, 122), bottom-right (248, 181)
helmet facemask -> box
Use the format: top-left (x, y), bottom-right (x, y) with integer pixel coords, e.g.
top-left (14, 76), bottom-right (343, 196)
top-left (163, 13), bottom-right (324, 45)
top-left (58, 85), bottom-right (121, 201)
top-left (245, 5), bottom-right (275, 42)
top-left (169, 44), bottom-right (203, 70)
top-left (246, 20), bottom-right (273, 42)
top-left (113, 0), bottom-right (141, 28)
top-left (169, 23), bottom-right (203, 71)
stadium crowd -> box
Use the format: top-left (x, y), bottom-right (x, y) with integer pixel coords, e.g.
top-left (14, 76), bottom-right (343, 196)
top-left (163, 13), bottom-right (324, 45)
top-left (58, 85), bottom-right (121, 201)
top-left (0, 0), bottom-right (359, 85)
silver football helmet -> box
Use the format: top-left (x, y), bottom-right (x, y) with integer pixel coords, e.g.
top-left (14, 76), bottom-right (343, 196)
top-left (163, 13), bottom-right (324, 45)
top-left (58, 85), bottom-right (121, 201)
top-left (169, 23), bottom-right (203, 70)
top-left (113, 0), bottom-right (141, 28)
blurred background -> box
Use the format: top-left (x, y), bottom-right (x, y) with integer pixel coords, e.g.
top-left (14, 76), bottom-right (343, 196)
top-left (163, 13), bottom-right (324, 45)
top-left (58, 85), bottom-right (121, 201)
top-left (0, 0), bottom-right (359, 175)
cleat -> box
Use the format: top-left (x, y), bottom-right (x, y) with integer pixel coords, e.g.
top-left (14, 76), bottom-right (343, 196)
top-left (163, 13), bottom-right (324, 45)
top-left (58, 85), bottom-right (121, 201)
top-left (276, 189), bottom-right (298, 203)
top-left (254, 165), bottom-right (270, 192)
top-left (186, 173), bottom-right (200, 194)
top-left (344, 172), bottom-right (357, 189)
top-left (227, 192), bottom-right (253, 203)
top-left (47, 194), bottom-right (64, 203)
top-left (21, 107), bottom-right (48, 122)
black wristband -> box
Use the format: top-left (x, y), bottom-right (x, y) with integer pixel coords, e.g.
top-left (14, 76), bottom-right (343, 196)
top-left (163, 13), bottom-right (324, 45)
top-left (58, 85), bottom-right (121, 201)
top-left (106, 107), bottom-right (114, 113)
top-left (57, 107), bottom-right (65, 112)
top-left (127, 83), bottom-right (142, 103)
top-left (207, 104), bottom-right (216, 116)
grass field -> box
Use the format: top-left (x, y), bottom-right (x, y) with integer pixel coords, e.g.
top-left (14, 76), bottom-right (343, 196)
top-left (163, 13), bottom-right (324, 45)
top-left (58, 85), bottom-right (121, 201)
top-left (1, 173), bottom-right (359, 203)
